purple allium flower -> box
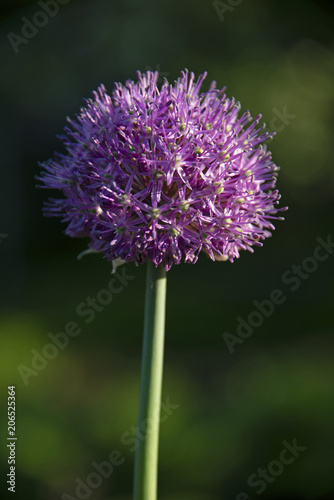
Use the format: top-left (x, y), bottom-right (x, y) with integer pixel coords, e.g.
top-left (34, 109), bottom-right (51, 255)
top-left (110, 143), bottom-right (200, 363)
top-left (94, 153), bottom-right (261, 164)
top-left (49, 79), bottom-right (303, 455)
top-left (38, 70), bottom-right (286, 271)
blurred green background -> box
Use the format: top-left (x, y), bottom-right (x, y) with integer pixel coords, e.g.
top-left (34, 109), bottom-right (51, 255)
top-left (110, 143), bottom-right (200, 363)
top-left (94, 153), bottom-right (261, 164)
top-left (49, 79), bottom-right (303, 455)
top-left (0, 0), bottom-right (334, 499)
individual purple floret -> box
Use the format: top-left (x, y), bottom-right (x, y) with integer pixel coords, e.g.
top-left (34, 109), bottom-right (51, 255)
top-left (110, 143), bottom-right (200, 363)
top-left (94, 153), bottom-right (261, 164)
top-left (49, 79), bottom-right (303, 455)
top-left (38, 70), bottom-right (286, 271)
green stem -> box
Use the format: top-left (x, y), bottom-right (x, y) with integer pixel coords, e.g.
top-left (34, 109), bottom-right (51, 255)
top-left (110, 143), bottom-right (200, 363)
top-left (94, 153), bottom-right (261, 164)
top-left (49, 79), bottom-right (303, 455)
top-left (133, 260), bottom-right (167, 500)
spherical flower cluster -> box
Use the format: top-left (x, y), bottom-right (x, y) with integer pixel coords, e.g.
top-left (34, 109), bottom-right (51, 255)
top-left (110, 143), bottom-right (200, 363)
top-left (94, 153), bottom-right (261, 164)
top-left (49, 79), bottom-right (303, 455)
top-left (39, 70), bottom-right (286, 271)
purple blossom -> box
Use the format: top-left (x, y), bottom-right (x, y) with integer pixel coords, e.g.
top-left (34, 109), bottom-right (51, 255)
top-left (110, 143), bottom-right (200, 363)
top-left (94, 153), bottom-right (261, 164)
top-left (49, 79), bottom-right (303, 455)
top-left (38, 70), bottom-right (286, 271)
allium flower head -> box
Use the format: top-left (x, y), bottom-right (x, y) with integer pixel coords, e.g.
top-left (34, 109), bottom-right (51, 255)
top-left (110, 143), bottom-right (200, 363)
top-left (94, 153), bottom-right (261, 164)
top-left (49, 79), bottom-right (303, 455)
top-left (39, 70), bottom-right (286, 271)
